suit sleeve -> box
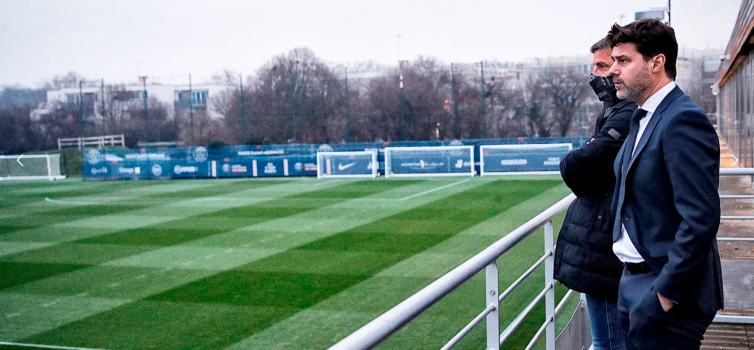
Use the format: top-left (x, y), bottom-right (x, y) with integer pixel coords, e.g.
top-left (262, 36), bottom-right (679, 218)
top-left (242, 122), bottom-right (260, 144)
top-left (560, 107), bottom-right (631, 196)
top-left (653, 110), bottom-right (721, 304)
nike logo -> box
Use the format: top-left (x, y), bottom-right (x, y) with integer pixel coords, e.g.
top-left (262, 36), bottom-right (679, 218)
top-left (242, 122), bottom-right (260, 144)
top-left (338, 162), bottom-right (356, 171)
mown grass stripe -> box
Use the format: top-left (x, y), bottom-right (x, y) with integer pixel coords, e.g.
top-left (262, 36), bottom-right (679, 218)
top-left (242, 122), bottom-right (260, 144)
top-left (3, 178), bottom-right (569, 350)
top-left (1, 180), bottom-right (418, 298)
top-left (14, 180), bottom-right (426, 349)
top-left (23, 180), bottom-right (560, 350)
top-left (75, 180), bottom-right (420, 246)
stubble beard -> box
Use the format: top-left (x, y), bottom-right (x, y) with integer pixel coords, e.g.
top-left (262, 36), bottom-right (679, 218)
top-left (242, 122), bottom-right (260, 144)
top-left (617, 64), bottom-right (652, 103)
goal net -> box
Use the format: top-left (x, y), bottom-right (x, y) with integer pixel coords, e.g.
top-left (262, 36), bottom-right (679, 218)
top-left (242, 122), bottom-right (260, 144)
top-left (480, 143), bottom-right (573, 176)
top-left (0, 154), bottom-right (66, 181)
top-left (384, 146), bottom-right (474, 178)
top-left (317, 150), bottom-right (379, 178)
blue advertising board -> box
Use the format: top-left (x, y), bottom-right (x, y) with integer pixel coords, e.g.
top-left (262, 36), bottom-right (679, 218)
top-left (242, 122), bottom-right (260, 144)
top-left (83, 136), bottom-right (585, 180)
top-left (389, 155), bottom-right (473, 175)
top-left (321, 154), bottom-right (374, 176)
top-left (482, 153), bottom-right (563, 173)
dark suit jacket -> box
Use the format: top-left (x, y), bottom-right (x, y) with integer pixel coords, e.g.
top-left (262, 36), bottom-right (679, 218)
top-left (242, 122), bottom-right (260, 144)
top-left (611, 86), bottom-right (724, 315)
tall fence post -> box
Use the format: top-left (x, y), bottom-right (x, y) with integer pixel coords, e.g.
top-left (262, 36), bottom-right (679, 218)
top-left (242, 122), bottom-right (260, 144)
top-left (544, 221), bottom-right (556, 350)
top-left (486, 262), bottom-right (500, 350)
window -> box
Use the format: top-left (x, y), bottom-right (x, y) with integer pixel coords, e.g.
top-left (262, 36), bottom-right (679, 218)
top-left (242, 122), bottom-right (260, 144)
top-left (192, 90), bottom-right (209, 106)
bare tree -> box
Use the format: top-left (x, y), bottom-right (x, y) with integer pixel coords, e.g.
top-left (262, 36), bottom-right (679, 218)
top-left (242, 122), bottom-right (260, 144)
top-left (246, 48), bottom-right (344, 144)
top-left (543, 67), bottom-right (589, 136)
top-left (523, 74), bottom-right (554, 137)
top-left (210, 69), bottom-right (240, 86)
top-left (43, 72), bottom-right (85, 90)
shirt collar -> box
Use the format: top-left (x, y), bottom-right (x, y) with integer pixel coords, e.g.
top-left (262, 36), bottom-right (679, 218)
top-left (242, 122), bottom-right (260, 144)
top-left (639, 81), bottom-right (676, 114)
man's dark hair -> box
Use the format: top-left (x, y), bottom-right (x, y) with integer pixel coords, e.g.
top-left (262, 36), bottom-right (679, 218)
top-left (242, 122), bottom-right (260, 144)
top-left (605, 19), bottom-right (678, 79)
top-left (590, 38), bottom-right (610, 54)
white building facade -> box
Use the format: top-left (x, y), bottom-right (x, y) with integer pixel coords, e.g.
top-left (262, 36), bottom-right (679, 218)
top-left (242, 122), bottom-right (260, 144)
top-left (39, 82), bottom-right (233, 122)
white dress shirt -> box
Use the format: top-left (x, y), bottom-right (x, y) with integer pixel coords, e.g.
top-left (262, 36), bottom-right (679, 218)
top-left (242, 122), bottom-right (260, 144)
top-left (613, 81), bottom-right (677, 263)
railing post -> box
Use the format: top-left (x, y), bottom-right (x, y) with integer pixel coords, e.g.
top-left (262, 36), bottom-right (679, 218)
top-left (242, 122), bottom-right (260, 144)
top-left (544, 221), bottom-right (555, 350)
top-left (486, 262), bottom-right (500, 350)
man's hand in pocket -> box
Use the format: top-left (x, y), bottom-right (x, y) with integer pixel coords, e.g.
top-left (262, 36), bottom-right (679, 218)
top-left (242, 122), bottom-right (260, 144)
top-left (658, 293), bottom-right (674, 312)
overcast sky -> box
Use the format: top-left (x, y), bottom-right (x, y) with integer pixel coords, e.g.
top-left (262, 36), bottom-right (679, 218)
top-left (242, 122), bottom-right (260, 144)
top-left (0, 0), bottom-right (743, 87)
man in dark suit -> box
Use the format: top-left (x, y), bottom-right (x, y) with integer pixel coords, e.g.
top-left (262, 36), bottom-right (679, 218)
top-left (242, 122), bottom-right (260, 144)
top-left (554, 37), bottom-right (636, 350)
top-left (606, 19), bottom-right (723, 349)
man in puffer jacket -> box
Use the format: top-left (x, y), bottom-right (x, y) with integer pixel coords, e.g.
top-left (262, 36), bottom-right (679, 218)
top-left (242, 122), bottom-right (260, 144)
top-left (553, 38), bottom-right (637, 350)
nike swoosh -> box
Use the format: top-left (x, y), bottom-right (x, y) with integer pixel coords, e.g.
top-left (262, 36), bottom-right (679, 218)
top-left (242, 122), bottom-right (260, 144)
top-left (338, 162), bottom-right (356, 171)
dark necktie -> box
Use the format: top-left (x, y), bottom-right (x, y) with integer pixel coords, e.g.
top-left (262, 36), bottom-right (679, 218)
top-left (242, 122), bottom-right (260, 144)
top-left (613, 108), bottom-right (648, 241)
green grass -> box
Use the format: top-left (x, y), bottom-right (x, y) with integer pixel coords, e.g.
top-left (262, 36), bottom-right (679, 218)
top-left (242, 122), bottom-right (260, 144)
top-left (0, 176), bottom-right (574, 350)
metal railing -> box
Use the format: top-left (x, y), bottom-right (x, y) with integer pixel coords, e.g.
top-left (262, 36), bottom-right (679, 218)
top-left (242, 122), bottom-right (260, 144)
top-left (58, 134), bottom-right (125, 150)
top-left (713, 167), bottom-right (754, 325)
top-left (329, 193), bottom-right (577, 350)
top-left (330, 168), bottom-right (754, 350)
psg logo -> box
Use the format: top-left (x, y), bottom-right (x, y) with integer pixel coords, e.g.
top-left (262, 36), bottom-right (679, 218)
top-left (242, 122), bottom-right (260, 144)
top-left (151, 164), bottom-right (163, 176)
top-left (86, 150), bottom-right (101, 165)
top-left (193, 147), bottom-right (208, 162)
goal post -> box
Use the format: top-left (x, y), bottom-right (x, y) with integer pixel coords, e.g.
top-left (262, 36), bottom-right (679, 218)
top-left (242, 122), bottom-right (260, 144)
top-left (317, 150), bottom-right (379, 179)
top-left (384, 146), bottom-right (475, 178)
top-left (0, 154), bottom-right (66, 181)
top-left (479, 143), bottom-right (573, 176)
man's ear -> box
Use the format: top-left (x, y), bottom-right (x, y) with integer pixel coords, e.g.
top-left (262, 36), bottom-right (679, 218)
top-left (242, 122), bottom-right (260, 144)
top-left (652, 54), bottom-right (666, 74)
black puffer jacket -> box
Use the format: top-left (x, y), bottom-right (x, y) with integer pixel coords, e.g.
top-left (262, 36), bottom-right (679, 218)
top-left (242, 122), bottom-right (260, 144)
top-left (553, 98), bottom-right (636, 301)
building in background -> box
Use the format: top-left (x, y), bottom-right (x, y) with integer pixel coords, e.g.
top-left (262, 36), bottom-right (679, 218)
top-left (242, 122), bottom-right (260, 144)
top-left (715, 0), bottom-right (754, 168)
top-left (36, 81), bottom-right (232, 123)
top-left (676, 48), bottom-right (723, 113)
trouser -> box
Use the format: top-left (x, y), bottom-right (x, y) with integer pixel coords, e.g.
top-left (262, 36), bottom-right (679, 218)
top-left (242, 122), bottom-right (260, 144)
top-left (617, 266), bottom-right (716, 350)
top-left (585, 293), bottom-right (627, 350)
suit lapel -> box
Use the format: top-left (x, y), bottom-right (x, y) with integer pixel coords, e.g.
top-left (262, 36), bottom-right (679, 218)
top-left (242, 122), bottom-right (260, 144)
top-left (626, 86), bottom-right (684, 172)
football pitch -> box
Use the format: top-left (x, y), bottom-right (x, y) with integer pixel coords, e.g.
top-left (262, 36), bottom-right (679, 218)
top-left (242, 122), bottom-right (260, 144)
top-left (0, 176), bottom-right (573, 350)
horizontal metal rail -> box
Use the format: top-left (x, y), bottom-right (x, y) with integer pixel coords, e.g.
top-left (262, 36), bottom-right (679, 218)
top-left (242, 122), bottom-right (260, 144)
top-left (57, 134), bottom-right (124, 150)
top-left (328, 194), bottom-right (576, 350)
top-left (499, 283), bottom-right (554, 345)
top-left (721, 168), bottom-right (754, 175)
top-left (721, 215), bottom-right (754, 220)
top-left (554, 289), bottom-right (576, 315)
top-left (714, 315), bottom-right (754, 324)
top-left (499, 251), bottom-right (551, 303)
top-left (714, 168), bottom-right (754, 326)
top-left (525, 316), bottom-right (554, 350)
top-left (332, 169), bottom-right (754, 350)
top-left (720, 194), bottom-right (754, 199)
top-left (441, 304), bottom-right (497, 350)
top-left (718, 237), bottom-right (754, 242)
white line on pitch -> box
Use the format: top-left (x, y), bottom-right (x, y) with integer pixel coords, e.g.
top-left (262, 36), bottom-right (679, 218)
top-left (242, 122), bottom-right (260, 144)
top-left (398, 179), bottom-right (471, 201)
top-left (0, 341), bottom-right (111, 350)
top-left (41, 300), bottom-right (59, 308)
top-left (44, 198), bottom-right (99, 206)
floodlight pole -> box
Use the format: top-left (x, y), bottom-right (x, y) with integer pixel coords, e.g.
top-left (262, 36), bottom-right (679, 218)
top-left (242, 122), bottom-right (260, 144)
top-left (101, 78), bottom-right (106, 136)
top-left (290, 61), bottom-right (298, 142)
top-left (345, 67), bottom-right (351, 142)
top-left (399, 60), bottom-right (408, 141)
top-left (189, 74), bottom-right (194, 146)
top-left (79, 80), bottom-right (84, 137)
top-left (451, 63), bottom-right (460, 139)
top-left (140, 76), bottom-right (149, 143)
top-left (480, 61), bottom-right (487, 138)
top-left (240, 73), bottom-right (247, 145)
